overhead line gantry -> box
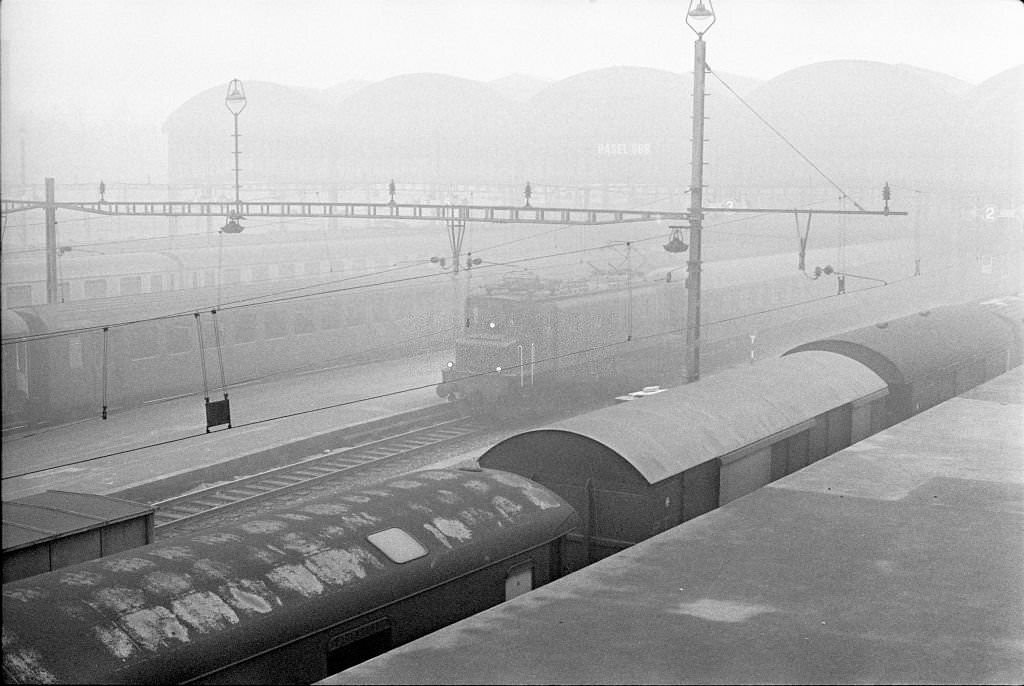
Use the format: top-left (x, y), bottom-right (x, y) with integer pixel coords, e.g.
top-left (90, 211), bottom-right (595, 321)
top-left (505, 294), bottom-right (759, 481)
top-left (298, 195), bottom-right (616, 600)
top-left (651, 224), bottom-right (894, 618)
top-left (1, 198), bottom-right (692, 226)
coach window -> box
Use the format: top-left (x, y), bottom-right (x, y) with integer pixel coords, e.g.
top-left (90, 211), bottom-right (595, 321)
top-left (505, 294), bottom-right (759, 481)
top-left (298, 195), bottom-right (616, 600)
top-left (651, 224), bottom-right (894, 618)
top-left (5, 285), bottom-right (33, 307)
top-left (505, 563), bottom-right (534, 601)
top-left (150, 275), bottom-right (164, 292)
top-left (119, 276), bottom-right (142, 296)
top-left (68, 336), bottom-right (84, 369)
top-left (84, 279), bottom-right (108, 299)
top-left (366, 528), bottom-right (428, 563)
top-left (59, 281), bottom-right (71, 302)
top-left (166, 321), bottom-right (193, 355)
top-left (303, 261), bottom-right (320, 276)
top-left (129, 325), bottom-right (160, 360)
top-left (321, 303), bottom-right (342, 330)
top-left (222, 269), bottom-right (241, 285)
top-left (264, 310), bottom-right (288, 339)
top-left (345, 300), bottom-right (367, 327)
top-left (252, 265), bottom-right (270, 282)
top-left (278, 263), bottom-right (295, 279)
top-left (232, 312), bottom-right (258, 343)
top-left (293, 309), bottom-right (315, 334)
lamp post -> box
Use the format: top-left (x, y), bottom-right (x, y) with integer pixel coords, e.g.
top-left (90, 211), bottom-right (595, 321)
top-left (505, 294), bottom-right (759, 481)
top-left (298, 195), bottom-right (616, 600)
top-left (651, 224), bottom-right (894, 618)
top-left (223, 78), bottom-right (247, 233)
top-left (683, 0), bottom-right (715, 383)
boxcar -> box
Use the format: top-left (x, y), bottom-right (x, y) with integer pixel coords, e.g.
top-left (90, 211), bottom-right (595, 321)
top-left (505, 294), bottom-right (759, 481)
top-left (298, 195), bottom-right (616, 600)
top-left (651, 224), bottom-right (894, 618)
top-left (479, 350), bottom-right (887, 568)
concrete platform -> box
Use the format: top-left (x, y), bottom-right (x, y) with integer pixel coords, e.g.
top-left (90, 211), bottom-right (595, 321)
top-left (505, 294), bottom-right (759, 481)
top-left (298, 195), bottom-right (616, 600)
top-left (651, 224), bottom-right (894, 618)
top-left (2, 353), bottom-right (448, 501)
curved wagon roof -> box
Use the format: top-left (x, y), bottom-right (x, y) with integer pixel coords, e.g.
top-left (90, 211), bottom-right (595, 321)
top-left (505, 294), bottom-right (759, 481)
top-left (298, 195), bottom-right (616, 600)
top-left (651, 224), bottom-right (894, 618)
top-left (480, 350), bottom-right (885, 486)
top-left (784, 301), bottom-right (1019, 386)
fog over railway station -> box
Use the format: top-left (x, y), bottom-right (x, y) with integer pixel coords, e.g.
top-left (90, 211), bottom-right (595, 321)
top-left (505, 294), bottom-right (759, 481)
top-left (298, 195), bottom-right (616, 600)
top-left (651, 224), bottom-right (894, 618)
top-left (0, 1), bottom-right (1022, 684)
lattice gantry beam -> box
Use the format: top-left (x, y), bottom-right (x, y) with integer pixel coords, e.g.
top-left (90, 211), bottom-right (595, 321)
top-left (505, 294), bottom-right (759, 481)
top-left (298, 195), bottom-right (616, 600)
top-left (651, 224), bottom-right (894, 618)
top-left (1, 199), bottom-right (690, 226)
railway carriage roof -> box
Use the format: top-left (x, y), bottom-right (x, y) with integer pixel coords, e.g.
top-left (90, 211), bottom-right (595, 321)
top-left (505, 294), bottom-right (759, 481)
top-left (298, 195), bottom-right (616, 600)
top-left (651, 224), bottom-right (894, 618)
top-left (1, 469), bottom-right (576, 685)
top-left (481, 351), bottom-right (886, 485)
top-left (784, 302), bottom-right (1018, 386)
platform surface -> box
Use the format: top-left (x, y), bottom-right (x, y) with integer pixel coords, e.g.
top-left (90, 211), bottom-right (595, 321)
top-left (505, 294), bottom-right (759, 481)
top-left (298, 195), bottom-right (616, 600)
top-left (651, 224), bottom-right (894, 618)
top-left (2, 353), bottom-right (447, 500)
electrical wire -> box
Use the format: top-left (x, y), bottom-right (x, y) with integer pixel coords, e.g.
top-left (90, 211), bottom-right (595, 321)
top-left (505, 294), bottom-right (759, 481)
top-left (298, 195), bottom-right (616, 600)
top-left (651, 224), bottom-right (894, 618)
top-left (707, 66), bottom-right (866, 211)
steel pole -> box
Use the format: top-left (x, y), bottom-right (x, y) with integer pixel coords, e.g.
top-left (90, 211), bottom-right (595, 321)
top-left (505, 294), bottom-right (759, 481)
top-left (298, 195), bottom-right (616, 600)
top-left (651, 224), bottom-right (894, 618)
top-left (232, 113), bottom-right (241, 211)
top-left (685, 36), bottom-right (707, 383)
top-left (45, 177), bottom-right (58, 304)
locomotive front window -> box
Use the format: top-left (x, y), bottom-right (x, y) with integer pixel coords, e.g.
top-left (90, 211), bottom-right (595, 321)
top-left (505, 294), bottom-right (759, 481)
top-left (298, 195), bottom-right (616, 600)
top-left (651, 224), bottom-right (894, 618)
top-left (367, 528), bottom-right (428, 563)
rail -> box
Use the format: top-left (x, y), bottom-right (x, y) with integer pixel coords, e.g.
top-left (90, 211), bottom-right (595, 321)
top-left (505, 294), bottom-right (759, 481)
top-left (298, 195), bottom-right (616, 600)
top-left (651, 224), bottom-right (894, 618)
top-left (151, 411), bottom-right (485, 530)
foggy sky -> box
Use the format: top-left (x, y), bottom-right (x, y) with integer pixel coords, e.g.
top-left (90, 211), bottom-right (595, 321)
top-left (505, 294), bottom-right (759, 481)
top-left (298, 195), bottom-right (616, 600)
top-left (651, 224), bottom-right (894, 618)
top-left (3, 0), bottom-right (1021, 126)
top-left (1, 0), bottom-right (1021, 186)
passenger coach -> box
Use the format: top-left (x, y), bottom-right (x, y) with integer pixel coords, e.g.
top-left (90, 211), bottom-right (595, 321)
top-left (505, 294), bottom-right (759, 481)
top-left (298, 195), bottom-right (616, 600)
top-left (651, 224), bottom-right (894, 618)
top-left (2, 469), bottom-right (578, 684)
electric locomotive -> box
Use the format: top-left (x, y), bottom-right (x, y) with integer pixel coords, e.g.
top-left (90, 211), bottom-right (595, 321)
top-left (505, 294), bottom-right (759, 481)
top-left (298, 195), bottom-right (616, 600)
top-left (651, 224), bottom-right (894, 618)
top-left (437, 272), bottom-right (683, 405)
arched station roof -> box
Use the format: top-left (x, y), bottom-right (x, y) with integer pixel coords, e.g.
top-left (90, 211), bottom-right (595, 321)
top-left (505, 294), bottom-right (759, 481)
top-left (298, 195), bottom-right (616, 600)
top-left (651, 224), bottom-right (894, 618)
top-left (480, 351), bottom-right (886, 486)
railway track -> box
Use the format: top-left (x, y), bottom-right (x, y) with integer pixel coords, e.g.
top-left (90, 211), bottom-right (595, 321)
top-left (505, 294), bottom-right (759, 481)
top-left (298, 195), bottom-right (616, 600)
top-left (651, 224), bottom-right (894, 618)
top-left (152, 412), bottom-right (486, 529)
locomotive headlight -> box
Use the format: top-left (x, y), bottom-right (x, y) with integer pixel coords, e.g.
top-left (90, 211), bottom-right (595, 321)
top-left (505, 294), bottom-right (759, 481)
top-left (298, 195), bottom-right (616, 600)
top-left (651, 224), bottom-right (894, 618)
top-left (495, 366), bottom-right (502, 372)
top-left (488, 321), bottom-right (497, 329)
top-left (446, 361), bottom-right (454, 368)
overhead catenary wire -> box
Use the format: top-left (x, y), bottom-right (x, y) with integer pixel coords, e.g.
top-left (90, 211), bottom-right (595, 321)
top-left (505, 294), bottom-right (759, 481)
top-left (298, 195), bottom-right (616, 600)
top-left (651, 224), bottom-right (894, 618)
top-left (707, 65), bottom-right (866, 212)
